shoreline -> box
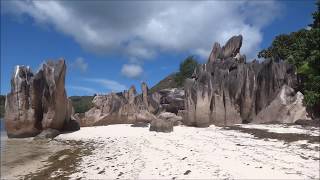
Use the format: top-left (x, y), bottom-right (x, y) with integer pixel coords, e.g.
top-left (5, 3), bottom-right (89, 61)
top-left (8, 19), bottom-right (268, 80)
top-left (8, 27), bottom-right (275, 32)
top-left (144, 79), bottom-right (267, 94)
top-left (0, 135), bottom-right (70, 179)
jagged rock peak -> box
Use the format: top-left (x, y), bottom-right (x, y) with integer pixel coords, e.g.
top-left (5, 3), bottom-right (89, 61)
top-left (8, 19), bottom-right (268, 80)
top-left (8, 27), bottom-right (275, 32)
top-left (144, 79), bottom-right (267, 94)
top-left (141, 82), bottom-right (149, 107)
top-left (221, 35), bottom-right (242, 59)
top-left (184, 35), bottom-right (303, 127)
top-left (5, 59), bottom-right (76, 138)
top-left (208, 35), bottom-right (244, 63)
top-left (128, 85), bottom-right (137, 104)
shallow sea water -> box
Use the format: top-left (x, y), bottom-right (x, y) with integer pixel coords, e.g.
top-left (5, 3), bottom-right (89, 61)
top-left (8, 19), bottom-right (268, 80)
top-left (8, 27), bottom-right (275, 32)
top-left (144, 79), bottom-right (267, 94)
top-left (0, 118), bottom-right (68, 179)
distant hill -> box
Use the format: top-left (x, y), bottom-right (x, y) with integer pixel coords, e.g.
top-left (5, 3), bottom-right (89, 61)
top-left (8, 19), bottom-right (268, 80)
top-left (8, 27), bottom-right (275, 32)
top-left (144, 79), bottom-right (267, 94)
top-left (150, 56), bottom-right (198, 93)
top-left (69, 96), bottom-right (94, 114)
top-left (0, 95), bottom-right (5, 118)
top-left (150, 73), bottom-right (180, 93)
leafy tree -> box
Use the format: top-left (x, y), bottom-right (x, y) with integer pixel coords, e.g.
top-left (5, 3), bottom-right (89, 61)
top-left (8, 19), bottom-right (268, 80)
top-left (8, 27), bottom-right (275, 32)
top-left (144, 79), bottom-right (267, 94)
top-left (174, 56), bottom-right (199, 86)
top-left (258, 1), bottom-right (320, 117)
top-left (70, 96), bottom-right (94, 113)
top-left (310, 0), bottom-right (320, 29)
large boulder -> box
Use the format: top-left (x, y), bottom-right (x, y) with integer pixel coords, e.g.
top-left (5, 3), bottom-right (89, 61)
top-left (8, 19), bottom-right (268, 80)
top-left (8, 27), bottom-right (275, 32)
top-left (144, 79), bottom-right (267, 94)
top-left (5, 59), bottom-right (75, 138)
top-left (221, 35), bottom-right (242, 59)
top-left (184, 35), bottom-right (302, 127)
top-left (149, 118), bottom-right (173, 133)
top-left (5, 66), bottom-right (41, 138)
top-left (157, 112), bottom-right (182, 126)
top-left (208, 42), bottom-right (222, 63)
top-left (208, 35), bottom-right (245, 63)
top-left (253, 85), bottom-right (310, 123)
top-left (41, 60), bottom-right (71, 130)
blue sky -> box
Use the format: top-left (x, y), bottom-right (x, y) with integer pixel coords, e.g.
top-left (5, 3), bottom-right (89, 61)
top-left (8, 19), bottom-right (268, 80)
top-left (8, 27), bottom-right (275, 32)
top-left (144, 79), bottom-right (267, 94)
top-left (0, 0), bottom-right (317, 96)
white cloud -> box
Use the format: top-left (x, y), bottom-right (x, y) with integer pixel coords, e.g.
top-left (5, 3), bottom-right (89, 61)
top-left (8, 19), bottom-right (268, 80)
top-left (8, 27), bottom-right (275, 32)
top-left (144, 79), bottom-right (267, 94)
top-left (121, 64), bottom-right (143, 79)
top-left (2, 1), bottom-right (281, 61)
top-left (71, 57), bottom-right (88, 73)
top-left (68, 85), bottom-right (96, 95)
top-left (84, 78), bottom-right (127, 92)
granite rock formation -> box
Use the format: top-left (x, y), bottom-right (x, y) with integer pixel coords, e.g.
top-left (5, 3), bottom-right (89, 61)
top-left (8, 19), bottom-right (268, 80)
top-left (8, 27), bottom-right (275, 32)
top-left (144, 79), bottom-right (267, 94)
top-left (184, 35), bottom-right (304, 127)
top-left (157, 88), bottom-right (185, 114)
top-left (76, 82), bottom-right (187, 127)
top-left (208, 35), bottom-right (246, 63)
top-left (5, 59), bottom-right (77, 138)
top-left (253, 85), bottom-right (309, 123)
top-left (77, 83), bottom-right (159, 126)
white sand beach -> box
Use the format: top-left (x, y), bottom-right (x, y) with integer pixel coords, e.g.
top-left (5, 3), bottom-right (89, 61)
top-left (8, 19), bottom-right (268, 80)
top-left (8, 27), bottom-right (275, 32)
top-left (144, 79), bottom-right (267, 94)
top-left (50, 124), bottom-right (319, 179)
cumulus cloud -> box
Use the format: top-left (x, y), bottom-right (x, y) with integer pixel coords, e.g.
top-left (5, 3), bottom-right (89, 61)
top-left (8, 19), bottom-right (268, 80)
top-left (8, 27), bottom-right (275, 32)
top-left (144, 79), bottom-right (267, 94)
top-left (71, 57), bottom-right (88, 73)
top-left (84, 78), bottom-right (127, 92)
top-left (121, 64), bottom-right (143, 79)
top-left (2, 1), bottom-right (281, 60)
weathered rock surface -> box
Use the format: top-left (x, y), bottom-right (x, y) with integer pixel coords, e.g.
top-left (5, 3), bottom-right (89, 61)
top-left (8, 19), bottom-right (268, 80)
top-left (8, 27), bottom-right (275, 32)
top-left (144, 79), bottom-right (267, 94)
top-left (5, 59), bottom-right (78, 138)
top-left (77, 83), bottom-right (158, 126)
top-left (157, 112), bottom-right (182, 126)
top-left (5, 66), bottom-right (41, 138)
top-left (221, 35), bottom-right (243, 59)
top-left (157, 88), bottom-right (185, 114)
top-left (41, 60), bottom-right (71, 130)
top-left (208, 35), bottom-right (245, 63)
top-left (253, 85), bottom-right (310, 124)
top-left (149, 118), bottom-right (173, 133)
top-left (184, 35), bottom-right (304, 127)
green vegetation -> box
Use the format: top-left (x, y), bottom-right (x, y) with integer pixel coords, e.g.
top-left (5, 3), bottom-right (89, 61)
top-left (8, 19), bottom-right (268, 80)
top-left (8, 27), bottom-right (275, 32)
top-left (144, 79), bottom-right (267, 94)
top-left (69, 96), bottom-right (94, 114)
top-left (0, 95), bottom-right (5, 118)
top-left (150, 56), bottom-right (199, 92)
top-left (174, 56), bottom-right (199, 86)
top-left (150, 73), bottom-right (179, 93)
top-left (258, 1), bottom-right (320, 117)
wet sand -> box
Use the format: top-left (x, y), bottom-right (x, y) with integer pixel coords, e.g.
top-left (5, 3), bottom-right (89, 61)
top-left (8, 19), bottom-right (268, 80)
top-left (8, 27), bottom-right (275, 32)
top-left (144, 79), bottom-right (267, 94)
top-left (0, 134), bottom-right (69, 179)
